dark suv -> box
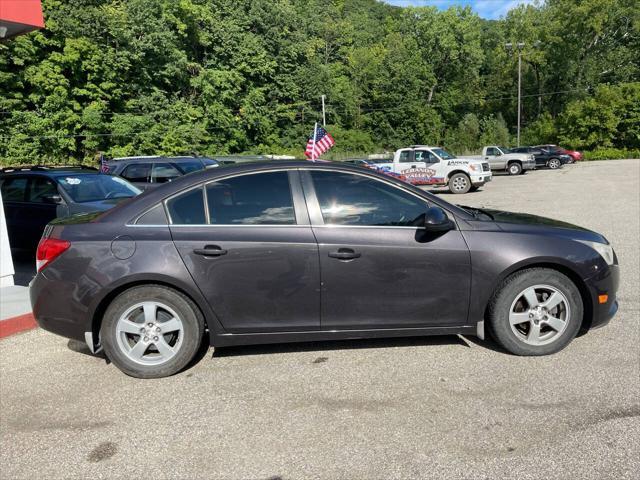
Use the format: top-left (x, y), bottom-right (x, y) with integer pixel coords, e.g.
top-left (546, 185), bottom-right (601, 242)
top-left (0, 166), bottom-right (140, 250)
top-left (510, 146), bottom-right (571, 169)
top-left (104, 156), bottom-right (219, 189)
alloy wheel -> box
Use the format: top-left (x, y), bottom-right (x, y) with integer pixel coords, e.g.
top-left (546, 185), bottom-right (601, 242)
top-left (115, 301), bottom-right (184, 366)
top-left (508, 284), bottom-right (570, 346)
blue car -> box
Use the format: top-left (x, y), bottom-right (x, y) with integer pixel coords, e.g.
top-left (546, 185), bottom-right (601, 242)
top-left (0, 166), bottom-right (141, 250)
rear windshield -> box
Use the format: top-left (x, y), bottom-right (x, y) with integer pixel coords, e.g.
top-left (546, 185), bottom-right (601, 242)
top-left (56, 174), bottom-right (141, 203)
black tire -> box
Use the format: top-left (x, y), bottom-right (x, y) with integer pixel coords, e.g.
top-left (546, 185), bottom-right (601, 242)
top-left (548, 158), bottom-right (561, 169)
top-left (487, 268), bottom-right (583, 356)
top-left (100, 285), bottom-right (206, 378)
top-left (448, 173), bottom-right (471, 194)
top-left (507, 162), bottom-right (522, 175)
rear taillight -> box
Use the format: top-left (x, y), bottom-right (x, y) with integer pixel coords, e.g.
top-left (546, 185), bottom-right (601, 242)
top-left (36, 238), bottom-right (70, 272)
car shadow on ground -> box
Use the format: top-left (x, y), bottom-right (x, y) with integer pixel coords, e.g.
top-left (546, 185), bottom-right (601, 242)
top-left (211, 334), bottom-right (472, 358)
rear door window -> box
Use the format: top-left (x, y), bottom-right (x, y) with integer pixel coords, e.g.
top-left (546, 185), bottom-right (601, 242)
top-left (122, 163), bottom-right (151, 183)
top-left (0, 177), bottom-right (28, 202)
top-left (166, 187), bottom-right (206, 225)
top-left (205, 171), bottom-right (295, 225)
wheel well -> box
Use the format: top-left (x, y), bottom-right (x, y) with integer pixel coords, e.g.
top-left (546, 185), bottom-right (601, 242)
top-left (507, 160), bottom-right (522, 166)
top-left (91, 281), bottom-right (210, 342)
top-left (484, 262), bottom-right (594, 335)
top-left (447, 170), bottom-right (470, 181)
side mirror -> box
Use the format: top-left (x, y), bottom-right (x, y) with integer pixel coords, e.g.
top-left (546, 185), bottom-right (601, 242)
top-left (496, 151), bottom-right (502, 156)
top-left (423, 206), bottom-right (454, 232)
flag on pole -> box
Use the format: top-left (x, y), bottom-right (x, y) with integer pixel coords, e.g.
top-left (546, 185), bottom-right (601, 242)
top-left (99, 152), bottom-right (109, 173)
top-left (304, 123), bottom-right (335, 161)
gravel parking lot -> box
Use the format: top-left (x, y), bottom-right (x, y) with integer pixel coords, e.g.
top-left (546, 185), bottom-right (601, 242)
top-left (1, 160), bottom-right (638, 480)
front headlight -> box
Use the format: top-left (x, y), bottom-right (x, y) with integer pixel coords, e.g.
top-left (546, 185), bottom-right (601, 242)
top-left (469, 164), bottom-right (479, 172)
top-left (577, 240), bottom-right (615, 265)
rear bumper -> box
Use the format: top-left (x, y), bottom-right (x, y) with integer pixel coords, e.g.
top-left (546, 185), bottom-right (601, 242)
top-left (585, 264), bottom-right (620, 330)
top-left (29, 271), bottom-right (89, 342)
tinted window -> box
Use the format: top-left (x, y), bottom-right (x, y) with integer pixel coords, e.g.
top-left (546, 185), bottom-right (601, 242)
top-left (175, 160), bottom-right (205, 174)
top-left (486, 147), bottom-right (498, 156)
top-left (166, 187), bottom-right (206, 224)
top-left (28, 177), bottom-right (58, 203)
top-left (206, 171), bottom-right (295, 225)
top-left (122, 163), bottom-right (151, 183)
top-left (1, 177), bottom-right (28, 201)
top-left (57, 175), bottom-right (141, 202)
top-left (151, 163), bottom-right (181, 184)
top-left (310, 171), bottom-right (428, 226)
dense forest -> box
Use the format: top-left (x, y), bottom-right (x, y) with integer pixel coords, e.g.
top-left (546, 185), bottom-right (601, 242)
top-left (0, 0), bottom-right (638, 164)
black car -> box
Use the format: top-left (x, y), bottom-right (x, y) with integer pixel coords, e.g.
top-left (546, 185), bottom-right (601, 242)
top-left (30, 161), bottom-right (619, 378)
top-left (104, 156), bottom-right (219, 189)
top-left (509, 146), bottom-right (571, 169)
top-left (0, 166), bottom-right (141, 250)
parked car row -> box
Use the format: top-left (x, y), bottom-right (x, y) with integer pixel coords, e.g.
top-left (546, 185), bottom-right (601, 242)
top-left (346, 143), bottom-right (581, 194)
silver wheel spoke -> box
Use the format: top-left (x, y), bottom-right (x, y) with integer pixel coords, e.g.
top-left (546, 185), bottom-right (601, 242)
top-left (523, 288), bottom-right (539, 308)
top-left (143, 302), bottom-right (157, 324)
top-left (509, 312), bottom-right (530, 325)
top-left (129, 340), bottom-right (148, 359)
top-left (527, 322), bottom-right (541, 343)
top-left (159, 318), bottom-right (181, 334)
top-left (545, 315), bottom-right (565, 332)
top-left (542, 292), bottom-right (563, 310)
top-left (118, 319), bottom-right (141, 334)
top-left (155, 338), bottom-right (175, 358)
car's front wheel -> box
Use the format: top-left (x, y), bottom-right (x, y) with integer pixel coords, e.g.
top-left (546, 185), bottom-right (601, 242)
top-left (548, 158), bottom-right (562, 169)
top-left (448, 173), bottom-right (471, 194)
top-left (101, 285), bottom-right (205, 378)
top-left (487, 268), bottom-right (583, 356)
top-left (507, 162), bottom-right (522, 175)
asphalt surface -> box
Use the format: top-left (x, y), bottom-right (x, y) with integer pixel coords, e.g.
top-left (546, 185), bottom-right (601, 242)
top-left (1, 160), bottom-right (639, 479)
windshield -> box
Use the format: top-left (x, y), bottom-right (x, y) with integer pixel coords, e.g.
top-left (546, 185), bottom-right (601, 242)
top-left (499, 147), bottom-right (511, 153)
top-left (57, 174), bottom-right (141, 203)
top-left (432, 148), bottom-right (456, 160)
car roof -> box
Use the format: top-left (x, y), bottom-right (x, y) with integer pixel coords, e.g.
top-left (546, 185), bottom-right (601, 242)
top-left (108, 156), bottom-right (211, 163)
top-left (0, 166), bottom-right (98, 177)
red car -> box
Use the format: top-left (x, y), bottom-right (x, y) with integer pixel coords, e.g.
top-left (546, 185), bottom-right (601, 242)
top-left (536, 145), bottom-right (583, 162)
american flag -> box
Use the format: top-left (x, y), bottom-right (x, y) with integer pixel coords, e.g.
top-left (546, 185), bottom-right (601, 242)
top-left (305, 124), bottom-right (335, 160)
top-left (99, 153), bottom-right (109, 173)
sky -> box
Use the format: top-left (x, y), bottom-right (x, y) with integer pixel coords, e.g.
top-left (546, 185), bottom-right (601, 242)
top-left (385, 1), bottom-right (537, 20)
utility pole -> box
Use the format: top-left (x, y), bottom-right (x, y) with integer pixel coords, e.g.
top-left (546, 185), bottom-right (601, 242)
top-left (506, 42), bottom-right (525, 146)
top-left (321, 95), bottom-right (326, 127)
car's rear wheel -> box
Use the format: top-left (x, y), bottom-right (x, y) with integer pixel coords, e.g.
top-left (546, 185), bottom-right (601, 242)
top-left (548, 158), bottom-right (561, 169)
top-left (101, 285), bottom-right (205, 378)
top-left (448, 173), bottom-right (471, 194)
top-left (507, 162), bottom-right (522, 175)
top-left (487, 268), bottom-right (583, 356)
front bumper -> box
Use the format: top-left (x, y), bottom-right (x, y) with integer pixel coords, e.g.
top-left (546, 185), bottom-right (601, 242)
top-left (585, 264), bottom-right (620, 330)
top-left (471, 173), bottom-right (492, 186)
top-left (523, 161), bottom-right (536, 170)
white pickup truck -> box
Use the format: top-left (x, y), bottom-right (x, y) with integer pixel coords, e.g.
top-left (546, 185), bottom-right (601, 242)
top-left (371, 146), bottom-right (492, 194)
top-left (467, 146), bottom-right (536, 175)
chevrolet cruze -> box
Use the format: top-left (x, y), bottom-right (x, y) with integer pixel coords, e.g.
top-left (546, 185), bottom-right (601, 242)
top-left (30, 162), bottom-right (619, 378)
